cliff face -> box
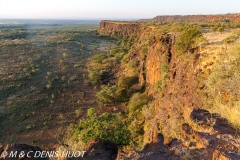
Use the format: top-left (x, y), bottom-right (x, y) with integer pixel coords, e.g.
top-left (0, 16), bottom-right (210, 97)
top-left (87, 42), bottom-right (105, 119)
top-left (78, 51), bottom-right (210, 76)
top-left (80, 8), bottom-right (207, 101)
top-left (98, 21), bottom-right (182, 141)
top-left (98, 21), bottom-right (240, 159)
top-left (142, 34), bottom-right (204, 145)
top-left (145, 35), bottom-right (173, 95)
top-left (98, 21), bottom-right (140, 37)
top-left (151, 14), bottom-right (240, 23)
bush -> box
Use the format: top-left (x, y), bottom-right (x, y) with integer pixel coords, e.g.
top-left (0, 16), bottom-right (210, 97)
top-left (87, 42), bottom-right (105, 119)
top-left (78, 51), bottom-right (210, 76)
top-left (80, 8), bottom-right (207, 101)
top-left (110, 47), bottom-right (127, 60)
top-left (115, 88), bottom-right (130, 102)
top-left (87, 108), bottom-right (96, 117)
top-left (127, 108), bottom-right (145, 149)
top-left (92, 53), bottom-right (107, 63)
top-left (175, 28), bottom-right (203, 54)
top-left (88, 70), bottom-right (101, 85)
top-left (118, 75), bottom-right (138, 90)
top-left (96, 85), bottom-right (118, 106)
top-left (68, 113), bottom-right (131, 146)
top-left (218, 26), bottom-right (224, 33)
top-left (223, 35), bottom-right (238, 45)
top-left (75, 109), bottom-right (83, 117)
top-left (128, 93), bottom-right (149, 112)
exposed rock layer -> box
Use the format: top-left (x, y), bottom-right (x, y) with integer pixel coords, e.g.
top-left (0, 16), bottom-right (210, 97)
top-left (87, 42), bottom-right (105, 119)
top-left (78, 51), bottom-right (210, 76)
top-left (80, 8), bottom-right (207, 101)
top-left (99, 21), bottom-right (140, 37)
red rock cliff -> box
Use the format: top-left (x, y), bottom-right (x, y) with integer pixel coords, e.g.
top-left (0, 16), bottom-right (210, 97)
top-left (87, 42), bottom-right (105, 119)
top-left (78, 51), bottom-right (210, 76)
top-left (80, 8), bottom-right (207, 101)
top-left (98, 21), bottom-right (140, 37)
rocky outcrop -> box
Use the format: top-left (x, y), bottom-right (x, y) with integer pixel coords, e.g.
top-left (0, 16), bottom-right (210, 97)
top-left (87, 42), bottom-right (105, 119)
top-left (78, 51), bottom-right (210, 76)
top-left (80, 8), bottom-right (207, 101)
top-left (83, 139), bottom-right (118, 160)
top-left (151, 14), bottom-right (240, 23)
top-left (98, 21), bottom-right (140, 38)
top-left (212, 150), bottom-right (240, 160)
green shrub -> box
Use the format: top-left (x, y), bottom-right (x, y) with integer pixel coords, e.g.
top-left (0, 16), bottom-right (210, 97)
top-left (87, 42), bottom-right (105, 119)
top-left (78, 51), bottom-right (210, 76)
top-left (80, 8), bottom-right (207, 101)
top-left (87, 108), bottom-right (96, 117)
top-left (175, 28), bottom-right (203, 54)
top-left (88, 70), bottom-right (101, 85)
top-left (218, 26), bottom-right (224, 33)
top-left (115, 88), bottom-right (130, 102)
top-left (110, 47), bottom-right (127, 60)
top-left (223, 35), bottom-right (238, 45)
top-left (128, 93), bottom-right (149, 112)
top-left (110, 47), bottom-right (127, 56)
top-left (118, 75), bottom-right (138, 90)
top-left (26, 124), bottom-right (35, 130)
top-left (69, 113), bottom-right (130, 146)
top-left (96, 85), bottom-right (118, 106)
top-left (127, 110), bottom-right (145, 149)
top-left (92, 53), bottom-right (107, 63)
top-left (75, 108), bottom-right (83, 117)
top-left (69, 75), bottom-right (78, 82)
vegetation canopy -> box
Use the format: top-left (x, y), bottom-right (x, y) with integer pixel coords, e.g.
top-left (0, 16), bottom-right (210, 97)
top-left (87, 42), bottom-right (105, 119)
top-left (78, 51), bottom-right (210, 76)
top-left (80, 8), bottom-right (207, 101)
top-left (175, 28), bottom-right (203, 54)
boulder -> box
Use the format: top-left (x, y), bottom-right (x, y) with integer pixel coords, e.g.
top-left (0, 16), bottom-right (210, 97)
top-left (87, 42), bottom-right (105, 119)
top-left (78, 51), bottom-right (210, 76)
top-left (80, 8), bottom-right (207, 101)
top-left (181, 123), bottom-right (216, 148)
top-left (83, 139), bottom-right (118, 160)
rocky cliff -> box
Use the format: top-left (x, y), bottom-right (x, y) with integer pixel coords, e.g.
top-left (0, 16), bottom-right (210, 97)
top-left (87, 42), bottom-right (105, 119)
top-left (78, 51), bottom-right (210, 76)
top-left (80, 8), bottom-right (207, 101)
top-left (98, 20), bottom-right (240, 159)
top-left (99, 21), bottom-right (140, 37)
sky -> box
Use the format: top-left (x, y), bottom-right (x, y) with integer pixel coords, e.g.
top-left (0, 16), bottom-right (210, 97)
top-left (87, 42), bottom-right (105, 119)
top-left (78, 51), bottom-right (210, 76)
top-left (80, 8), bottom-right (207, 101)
top-left (0, 0), bottom-right (240, 20)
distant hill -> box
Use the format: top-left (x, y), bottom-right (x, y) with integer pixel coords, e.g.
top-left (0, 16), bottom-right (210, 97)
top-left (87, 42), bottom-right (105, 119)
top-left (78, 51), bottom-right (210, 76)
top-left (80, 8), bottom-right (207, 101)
top-left (140, 13), bottom-right (240, 23)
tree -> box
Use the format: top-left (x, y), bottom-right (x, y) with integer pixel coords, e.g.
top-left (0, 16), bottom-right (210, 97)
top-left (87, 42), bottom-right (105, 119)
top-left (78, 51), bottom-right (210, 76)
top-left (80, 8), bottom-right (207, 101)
top-left (175, 28), bottom-right (203, 54)
top-left (218, 27), bottom-right (224, 34)
top-left (96, 85), bottom-right (118, 106)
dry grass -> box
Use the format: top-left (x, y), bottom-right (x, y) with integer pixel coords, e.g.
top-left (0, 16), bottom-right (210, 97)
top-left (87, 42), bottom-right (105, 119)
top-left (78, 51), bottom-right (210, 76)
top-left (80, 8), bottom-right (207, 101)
top-left (203, 30), bottom-right (233, 45)
top-left (202, 43), bottom-right (240, 131)
top-left (210, 99), bottom-right (240, 130)
top-left (175, 148), bottom-right (193, 160)
top-left (187, 29), bottom-right (240, 132)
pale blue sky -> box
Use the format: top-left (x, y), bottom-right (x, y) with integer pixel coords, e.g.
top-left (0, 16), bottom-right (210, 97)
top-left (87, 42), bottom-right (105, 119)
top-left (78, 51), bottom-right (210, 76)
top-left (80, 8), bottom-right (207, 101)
top-left (0, 0), bottom-right (239, 19)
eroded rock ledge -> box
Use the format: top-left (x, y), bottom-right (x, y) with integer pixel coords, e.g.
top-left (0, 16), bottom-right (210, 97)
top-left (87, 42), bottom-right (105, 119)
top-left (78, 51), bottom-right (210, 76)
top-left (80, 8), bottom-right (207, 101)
top-left (98, 21), bottom-right (140, 38)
